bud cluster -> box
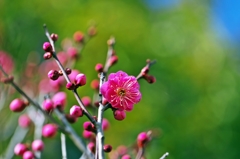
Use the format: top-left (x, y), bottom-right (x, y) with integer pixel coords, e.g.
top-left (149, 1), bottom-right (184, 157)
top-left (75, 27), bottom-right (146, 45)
top-left (1, 25), bottom-right (158, 159)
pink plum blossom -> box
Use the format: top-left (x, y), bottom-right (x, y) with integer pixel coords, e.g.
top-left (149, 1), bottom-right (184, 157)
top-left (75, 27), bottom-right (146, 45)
top-left (100, 71), bottom-right (141, 111)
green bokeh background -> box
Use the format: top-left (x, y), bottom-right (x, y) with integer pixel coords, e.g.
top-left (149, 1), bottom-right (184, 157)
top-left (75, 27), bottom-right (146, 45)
top-left (1, 0), bottom-right (240, 159)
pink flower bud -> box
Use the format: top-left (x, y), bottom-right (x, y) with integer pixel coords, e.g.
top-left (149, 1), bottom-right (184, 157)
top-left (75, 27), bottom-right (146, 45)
top-left (9, 98), bottom-right (26, 112)
top-left (73, 31), bottom-right (84, 42)
top-left (43, 52), bottom-right (52, 60)
top-left (82, 130), bottom-right (94, 139)
top-left (102, 118), bottom-right (110, 131)
top-left (121, 154), bottom-right (131, 159)
top-left (82, 96), bottom-right (91, 107)
top-left (32, 139), bottom-right (44, 151)
top-left (65, 68), bottom-right (72, 75)
top-left (43, 42), bottom-right (52, 52)
top-left (137, 132), bottom-right (149, 147)
top-left (74, 73), bottom-right (86, 86)
top-left (113, 110), bottom-right (126, 121)
top-left (90, 79), bottom-right (99, 90)
top-left (70, 105), bottom-right (83, 117)
top-left (145, 75), bottom-right (156, 84)
top-left (66, 82), bottom-right (75, 90)
top-left (65, 114), bottom-right (78, 123)
top-left (18, 114), bottom-right (31, 128)
top-left (14, 143), bottom-right (27, 156)
top-left (117, 145), bottom-right (128, 156)
top-left (88, 142), bottom-right (95, 153)
top-left (108, 55), bottom-right (118, 66)
top-left (103, 144), bottom-right (112, 153)
top-left (48, 70), bottom-right (59, 81)
top-left (83, 121), bottom-right (95, 132)
top-left (95, 63), bottom-right (103, 72)
top-left (52, 92), bottom-right (67, 109)
top-left (69, 69), bottom-right (80, 82)
top-left (42, 124), bottom-right (57, 138)
top-left (42, 99), bottom-right (54, 112)
top-left (102, 97), bottom-right (108, 105)
top-left (67, 47), bottom-right (78, 59)
top-left (141, 66), bottom-right (149, 75)
top-left (23, 151), bottom-right (34, 159)
top-left (50, 33), bottom-right (58, 41)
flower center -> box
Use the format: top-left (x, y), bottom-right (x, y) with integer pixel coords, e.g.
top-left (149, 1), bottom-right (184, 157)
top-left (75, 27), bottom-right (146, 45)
top-left (117, 88), bottom-right (126, 97)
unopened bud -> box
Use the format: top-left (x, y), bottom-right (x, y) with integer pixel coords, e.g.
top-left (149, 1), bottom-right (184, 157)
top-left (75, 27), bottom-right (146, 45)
top-left (43, 42), bottom-right (52, 52)
top-left (73, 31), bottom-right (84, 43)
top-left (14, 143), bottom-right (27, 156)
top-left (18, 114), bottom-right (31, 128)
top-left (113, 110), bottom-right (126, 121)
top-left (121, 155), bottom-right (132, 159)
top-left (137, 132), bottom-right (149, 147)
top-left (66, 82), bottom-right (75, 90)
top-left (74, 73), bottom-right (87, 87)
top-left (141, 66), bottom-right (149, 75)
top-left (23, 151), bottom-right (34, 159)
top-left (2, 76), bottom-right (14, 83)
top-left (70, 105), bottom-right (83, 117)
top-left (90, 79), bottom-right (99, 90)
top-left (103, 144), bottom-right (112, 153)
top-left (102, 118), bottom-right (110, 131)
top-left (42, 99), bottom-right (54, 112)
top-left (88, 26), bottom-right (97, 36)
top-left (48, 70), bottom-right (59, 81)
top-left (10, 98), bottom-right (26, 112)
top-left (88, 142), bottom-right (95, 153)
top-left (32, 139), bottom-right (44, 151)
top-left (145, 75), bottom-right (156, 84)
top-left (50, 33), bottom-right (58, 41)
top-left (82, 96), bottom-right (91, 107)
top-left (42, 124), bottom-right (57, 138)
top-left (83, 130), bottom-right (94, 139)
top-left (95, 63), bottom-right (103, 72)
top-left (52, 92), bottom-right (67, 109)
top-left (108, 55), bottom-right (118, 66)
top-left (65, 68), bottom-right (72, 75)
top-left (43, 52), bottom-right (52, 60)
top-left (65, 114), bottom-right (78, 123)
top-left (83, 121), bottom-right (95, 132)
top-left (67, 47), bottom-right (78, 59)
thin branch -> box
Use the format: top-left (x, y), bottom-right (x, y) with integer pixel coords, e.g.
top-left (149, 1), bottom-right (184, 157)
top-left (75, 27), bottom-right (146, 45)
top-left (136, 59), bottom-right (157, 80)
top-left (95, 72), bottom-right (106, 159)
top-left (54, 109), bottom-right (94, 159)
top-left (159, 152), bottom-right (169, 159)
top-left (0, 65), bottom-right (94, 159)
top-left (103, 37), bottom-right (115, 73)
top-left (43, 24), bottom-right (96, 125)
top-left (135, 147), bottom-right (144, 159)
top-left (61, 133), bottom-right (67, 159)
top-left (0, 65), bottom-right (64, 131)
top-left (28, 107), bottom-right (45, 159)
top-left (4, 126), bottom-right (29, 159)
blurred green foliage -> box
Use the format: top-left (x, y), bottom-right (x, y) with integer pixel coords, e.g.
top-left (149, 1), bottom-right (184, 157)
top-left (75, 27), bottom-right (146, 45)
top-left (1, 0), bottom-right (240, 159)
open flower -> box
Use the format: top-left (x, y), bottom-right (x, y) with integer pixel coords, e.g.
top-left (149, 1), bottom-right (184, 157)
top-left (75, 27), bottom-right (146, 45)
top-left (100, 71), bottom-right (141, 111)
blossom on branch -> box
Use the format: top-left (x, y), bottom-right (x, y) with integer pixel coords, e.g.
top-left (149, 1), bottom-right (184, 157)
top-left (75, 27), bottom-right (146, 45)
top-left (101, 71), bottom-right (141, 111)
